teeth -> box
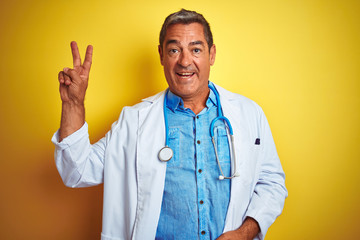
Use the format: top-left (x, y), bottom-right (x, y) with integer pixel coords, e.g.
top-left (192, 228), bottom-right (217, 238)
top-left (178, 72), bottom-right (193, 76)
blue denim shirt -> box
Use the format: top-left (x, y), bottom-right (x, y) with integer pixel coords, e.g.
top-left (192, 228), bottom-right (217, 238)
top-left (155, 84), bottom-right (231, 239)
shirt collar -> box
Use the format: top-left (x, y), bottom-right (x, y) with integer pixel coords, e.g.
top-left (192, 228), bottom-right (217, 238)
top-left (166, 82), bottom-right (218, 113)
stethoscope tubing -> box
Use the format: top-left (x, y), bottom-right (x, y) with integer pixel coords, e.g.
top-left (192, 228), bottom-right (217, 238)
top-left (161, 84), bottom-right (239, 179)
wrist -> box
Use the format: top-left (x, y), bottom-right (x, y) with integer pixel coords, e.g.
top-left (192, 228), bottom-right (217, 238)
top-left (235, 217), bottom-right (260, 240)
top-left (62, 100), bottom-right (85, 109)
top-left (59, 102), bottom-right (85, 142)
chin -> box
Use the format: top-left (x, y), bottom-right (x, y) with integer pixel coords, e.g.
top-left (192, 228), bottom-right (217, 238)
top-left (173, 88), bottom-right (194, 98)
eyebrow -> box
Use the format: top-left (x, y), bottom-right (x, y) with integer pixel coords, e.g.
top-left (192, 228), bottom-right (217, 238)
top-left (189, 41), bottom-right (205, 47)
top-left (165, 40), bottom-right (205, 47)
top-left (165, 39), bottom-right (179, 46)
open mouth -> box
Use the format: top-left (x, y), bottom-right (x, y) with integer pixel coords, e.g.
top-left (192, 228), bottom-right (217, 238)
top-left (176, 72), bottom-right (195, 78)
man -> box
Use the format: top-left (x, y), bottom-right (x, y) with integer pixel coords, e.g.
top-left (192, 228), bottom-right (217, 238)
top-left (53, 9), bottom-right (287, 240)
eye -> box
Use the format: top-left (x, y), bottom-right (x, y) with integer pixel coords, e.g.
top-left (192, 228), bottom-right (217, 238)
top-left (169, 49), bottom-right (179, 54)
top-left (193, 48), bottom-right (201, 54)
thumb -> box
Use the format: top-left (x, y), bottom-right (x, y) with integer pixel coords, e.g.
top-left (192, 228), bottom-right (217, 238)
top-left (63, 67), bottom-right (83, 84)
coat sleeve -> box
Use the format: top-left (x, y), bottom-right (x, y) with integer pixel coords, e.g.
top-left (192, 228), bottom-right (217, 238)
top-left (51, 122), bottom-right (106, 188)
top-left (245, 107), bottom-right (288, 239)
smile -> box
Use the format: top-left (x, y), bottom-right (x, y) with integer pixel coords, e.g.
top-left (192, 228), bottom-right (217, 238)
top-left (176, 72), bottom-right (195, 78)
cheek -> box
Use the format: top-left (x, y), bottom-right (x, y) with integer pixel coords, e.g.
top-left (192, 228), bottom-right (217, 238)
top-left (195, 57), bottom-right (206, 66)
top-left (197, 60), bottom-right (210, 72)
top-left (163, 64), bottom-right (174, 80)
top-left (164, 62), bottom-right (177, 74)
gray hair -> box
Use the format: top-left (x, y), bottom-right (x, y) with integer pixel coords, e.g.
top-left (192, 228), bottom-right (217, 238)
top-left (159, 9), bottom-right (213, 51)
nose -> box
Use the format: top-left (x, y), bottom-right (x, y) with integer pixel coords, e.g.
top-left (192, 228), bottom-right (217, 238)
top-left (178, 50), bottom-right (192, 68)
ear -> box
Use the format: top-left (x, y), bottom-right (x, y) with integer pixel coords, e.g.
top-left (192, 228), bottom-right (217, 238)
top-left (158, 45), bottom-right (164, 66)
top-left (209, 44), bottom-right (216, 66)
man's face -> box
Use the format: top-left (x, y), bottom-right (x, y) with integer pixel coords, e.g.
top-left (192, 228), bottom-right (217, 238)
top-left (159, 23), bottom-right (216, 101)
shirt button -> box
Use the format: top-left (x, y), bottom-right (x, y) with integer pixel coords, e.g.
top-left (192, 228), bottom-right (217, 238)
top-left (197, 140), bottom-right (201, 144)
top-left (201, 231), bottom-right (206, 235)
top-left (198, 169), bottom-right (202, 173)
top-left (200, 200), bottom-right (204, 204)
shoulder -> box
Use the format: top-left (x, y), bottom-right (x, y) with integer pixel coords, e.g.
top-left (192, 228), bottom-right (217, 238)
top-left (114, 90), bottom-right (165, 123)
top-left (214, 83), bottom-right (263, 115)
top-left (122, 90), bottom-right (165, 113)
top-left (107, 90), bottom-right (166, 135)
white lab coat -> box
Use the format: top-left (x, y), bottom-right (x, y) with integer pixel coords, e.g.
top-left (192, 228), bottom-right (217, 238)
top-left (53, 84), bottom-right (287, 240)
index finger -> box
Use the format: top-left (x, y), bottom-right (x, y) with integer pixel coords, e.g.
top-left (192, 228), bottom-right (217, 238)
top-left (83, 45), bottom-right (93, 71)
top-left (71, 41), bottom-right (81, 68)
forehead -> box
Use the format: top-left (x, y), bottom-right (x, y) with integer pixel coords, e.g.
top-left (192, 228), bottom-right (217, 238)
top-left (164, 23), bottom-right (206, 45)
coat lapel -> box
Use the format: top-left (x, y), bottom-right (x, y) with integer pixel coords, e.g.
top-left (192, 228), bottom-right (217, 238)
top-left (132, 91), bottom-right (168, 240)
top-left (215, 85), bottom-right (251, 231)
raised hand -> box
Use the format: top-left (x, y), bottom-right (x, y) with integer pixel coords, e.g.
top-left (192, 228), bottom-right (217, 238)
top-left (58, 41), bottom-right (93, 141)
top-left (58, 41), bottom-right (93, 104)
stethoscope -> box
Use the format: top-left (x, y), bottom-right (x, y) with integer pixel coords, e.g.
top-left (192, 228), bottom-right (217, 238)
top-left (158, 84), bottom-right (239, 180)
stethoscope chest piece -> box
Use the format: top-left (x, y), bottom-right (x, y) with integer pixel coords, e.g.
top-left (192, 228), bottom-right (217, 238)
top-left (158, 146), bottom-right (173, 162)
top-left (159, 85), bottom-right (239, 180)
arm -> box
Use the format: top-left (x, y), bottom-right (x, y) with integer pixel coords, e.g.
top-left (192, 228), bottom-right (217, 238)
top-left (219, 105), bottom-right (287, 240)
top-left (58, 41), bottom-right (93, 141)
top-left (52, 42), bottom-right (104, 188)
top-left (244, 108), bottom-right (287, 239)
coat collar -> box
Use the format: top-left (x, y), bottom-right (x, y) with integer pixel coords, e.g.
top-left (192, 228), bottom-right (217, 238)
top-left (141, 90), bottom-right (164, 104)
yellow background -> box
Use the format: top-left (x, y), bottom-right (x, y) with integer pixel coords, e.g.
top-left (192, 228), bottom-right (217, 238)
top-left (0, 0), bottom-right (359, 239)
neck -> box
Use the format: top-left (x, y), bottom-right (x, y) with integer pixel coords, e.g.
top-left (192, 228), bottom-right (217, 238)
top-left (182, 88), bottom-right (210, 115)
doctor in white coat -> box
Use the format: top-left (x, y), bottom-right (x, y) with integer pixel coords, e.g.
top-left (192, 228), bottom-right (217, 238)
top-left (53, 9), bottom-right (287, 240)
